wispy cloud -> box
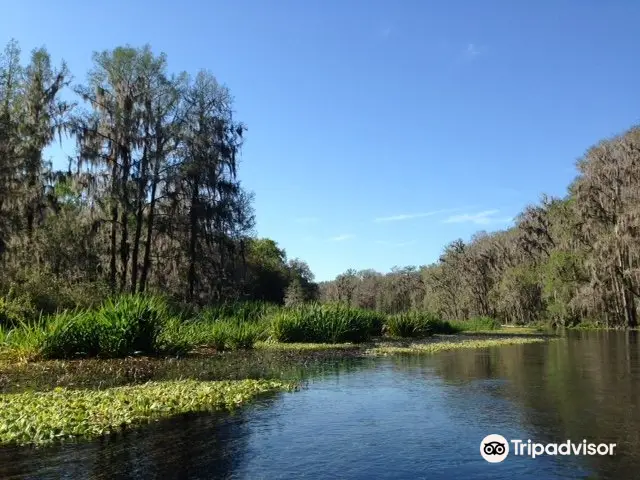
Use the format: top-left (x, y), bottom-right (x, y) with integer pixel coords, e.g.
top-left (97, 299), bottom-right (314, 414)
top-left (295, 216), bottom-right (319, 224)
top-left (374, 208), bottom-right (463, 223)
top-left (444, 209), bottom-right (512, 225)
top-left (329, 234), bottom-right (355, 242)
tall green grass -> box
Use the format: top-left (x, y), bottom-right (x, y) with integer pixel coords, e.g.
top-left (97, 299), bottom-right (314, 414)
top-left (0, 293), bottom-right (507, 361)
top-left (270, 303), bottom-right (385, 343)
top-left (450, 316), bottom-right (501, 332)
top-left (384, 311), bottom-right (460, 338)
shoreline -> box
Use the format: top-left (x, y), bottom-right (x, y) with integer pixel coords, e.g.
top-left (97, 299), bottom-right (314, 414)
top-left (0, 332), bottom-right (553, 447)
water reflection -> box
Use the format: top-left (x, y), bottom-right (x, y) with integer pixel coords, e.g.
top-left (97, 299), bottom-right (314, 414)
top-left (2, 333), bottom-right (640, 479)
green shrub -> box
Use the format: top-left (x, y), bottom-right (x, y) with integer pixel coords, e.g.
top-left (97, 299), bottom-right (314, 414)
top-left (40, 310), bottom-right (101, 358)
top-left (0, 291), bottom-right (36, 327)
top-left (5, 270), bottom-right (109, 315)
top-left (94, 295), bottom-right (171, 357)
top-left (384, 311), bottom-right (460, 338)
top-left (199, 301), bottom-right (277, 324)
top-left (451, 316), bottom-right (501, 332)
top-left (270, 303), bottom-right (379, 343)
top-left (39, 295), bottom-right (176, 359)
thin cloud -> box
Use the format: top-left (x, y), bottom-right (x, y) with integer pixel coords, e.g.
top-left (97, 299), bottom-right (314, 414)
top-left (374, 208), bottom-right (463, 223)
top-left (329, 234), bottom-right (355, 242)
top-left (444, 209), bottom-right (512, 225)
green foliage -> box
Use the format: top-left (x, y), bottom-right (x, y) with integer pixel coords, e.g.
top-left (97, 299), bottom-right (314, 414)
top-left (269, 303), bottom-right (384, 343)
top-left (198, 301), bottom-right (277, 324)
top-left (40, 295), bottom-right (173, 359)
top-left (451, 316), bottom-right (501, 332)
top-left (540, 250), bottom-right (584, 326)
top-left (384, 311), bottom-right (459, 338)
top-left (0, 290), bottom-right (36, 327)
top-left (0, 379), bottom-right (296, 446)
top-left (4, 268), bottom-right (109, 315)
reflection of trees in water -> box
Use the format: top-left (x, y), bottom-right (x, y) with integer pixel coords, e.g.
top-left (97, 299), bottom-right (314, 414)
top-left (422, 333), bottom-right (640, 479)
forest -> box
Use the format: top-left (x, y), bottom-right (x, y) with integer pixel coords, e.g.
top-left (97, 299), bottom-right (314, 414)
top-left (0, 39), bottom-right (317, 317)
top-left (2, 39), bottom-right (640, 330)
top-left (320, 132), bottom-right (640, 329)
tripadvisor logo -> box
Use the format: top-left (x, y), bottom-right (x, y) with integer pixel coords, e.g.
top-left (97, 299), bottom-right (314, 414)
top-left (480, 434), bottom-right (617, 463)
top-left (480, 434), bottom-right (509, 463)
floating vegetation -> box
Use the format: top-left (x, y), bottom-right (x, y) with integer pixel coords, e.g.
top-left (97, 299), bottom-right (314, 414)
top-left (0, 379), bottom-right (296, 446)
top-left (256, 341), bottom-right (363, 351)
top-left (369, 337), bottom-right (547, 356)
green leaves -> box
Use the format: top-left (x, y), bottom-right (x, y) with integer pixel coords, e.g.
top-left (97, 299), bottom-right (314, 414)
top-left (0, 379), bottom-right (295, 446)
top-left (269, 303), bottom-right (385, 344)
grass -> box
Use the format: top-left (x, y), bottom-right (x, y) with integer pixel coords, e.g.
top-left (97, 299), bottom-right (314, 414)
top-left (384, 311), bottom-right (460, 337)
top-left (369, 337), bottom-right (546, 356)
top-left (450, 316), bottom-right (502, 332)
top-left (269, 303), bottom-right (384, 343)
top-left (0, 293), bottom-right (547, 362)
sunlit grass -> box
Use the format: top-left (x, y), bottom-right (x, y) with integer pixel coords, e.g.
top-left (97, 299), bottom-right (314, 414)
top-left (368, 337), bottom-right (546, 356)
top-left (256, 341), bottom-right (363, 351)
top-left (0, 379), bottom-right (296, 446)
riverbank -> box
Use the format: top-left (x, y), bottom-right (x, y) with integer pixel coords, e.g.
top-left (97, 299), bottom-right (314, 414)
top-left (0, 332), bottom-right (552, 446)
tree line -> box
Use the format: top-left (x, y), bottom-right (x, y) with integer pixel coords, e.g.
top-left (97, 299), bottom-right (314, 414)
top-left (0, 40), bottom-right (316, 313)
top-left (320, 127), bottom-right (640, 328)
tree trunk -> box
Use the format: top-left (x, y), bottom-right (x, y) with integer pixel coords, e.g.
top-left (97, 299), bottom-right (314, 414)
top-left (109, 157), bottom-right (119, 294)
top-left (187, 177), bottom-right (199, 301)
top-left (130, 123), bottom-right (150, 294)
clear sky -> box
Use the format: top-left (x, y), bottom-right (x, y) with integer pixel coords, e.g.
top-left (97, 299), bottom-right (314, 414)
top-left (2, 1), bottom-right (640, 281)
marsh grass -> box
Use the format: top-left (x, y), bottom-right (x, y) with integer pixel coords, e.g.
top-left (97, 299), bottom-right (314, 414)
top-left (384, 312), bottom-right (460, 338)
top-left (0, 379), bottom-right (296, 446)
top-left (269, 303), bottom-right (384, 343)
top-left (0, 295), bottom-right (546, 362)
top-left (450, 316), bottom-right (501, 332)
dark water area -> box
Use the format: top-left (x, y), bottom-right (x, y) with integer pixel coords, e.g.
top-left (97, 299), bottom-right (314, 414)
top-left (2, 331), bottom-right (640, 479)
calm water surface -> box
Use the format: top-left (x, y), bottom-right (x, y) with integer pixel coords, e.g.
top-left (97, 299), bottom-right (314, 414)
top-left (2, 331), bottom-right (640, 479)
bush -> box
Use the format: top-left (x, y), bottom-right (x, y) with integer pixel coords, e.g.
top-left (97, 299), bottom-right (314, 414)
top-left (451, 316), bottom-right (501, 332)
top-left (384, 311), bottom-right (460, 338)
top-left (40, 295), bottom-right (174, 359)
top-left (0, 291), bottom-right (36, 328)
top-left (269, 303), bottom-right (380, 343)
top-left (4, 270), bottom-right (109, 315)
top-left (199, 301), bottom-right (277, 324)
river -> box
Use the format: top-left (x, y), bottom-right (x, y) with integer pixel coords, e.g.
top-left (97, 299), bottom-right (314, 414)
top-left (1, 330), bottom-right (639, 479)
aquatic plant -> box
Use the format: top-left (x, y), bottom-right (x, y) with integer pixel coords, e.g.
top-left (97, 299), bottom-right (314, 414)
top-left (450, 316), bottom-right (502, 332)
top-left (269, 303), bottom-right (385, 343)
top-left (383, 311), bottom-right (458, 338)
top-left (370, 337), bottom-right (546, 356)
top-left (0, 379), bottom-right (296, 446)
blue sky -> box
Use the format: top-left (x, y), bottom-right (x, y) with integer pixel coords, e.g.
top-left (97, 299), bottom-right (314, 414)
top-left (2, 1), bottom-right (640, 281)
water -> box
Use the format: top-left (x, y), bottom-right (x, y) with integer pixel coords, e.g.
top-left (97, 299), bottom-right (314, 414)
top-left (2, 331), bottom-right (640, 479)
